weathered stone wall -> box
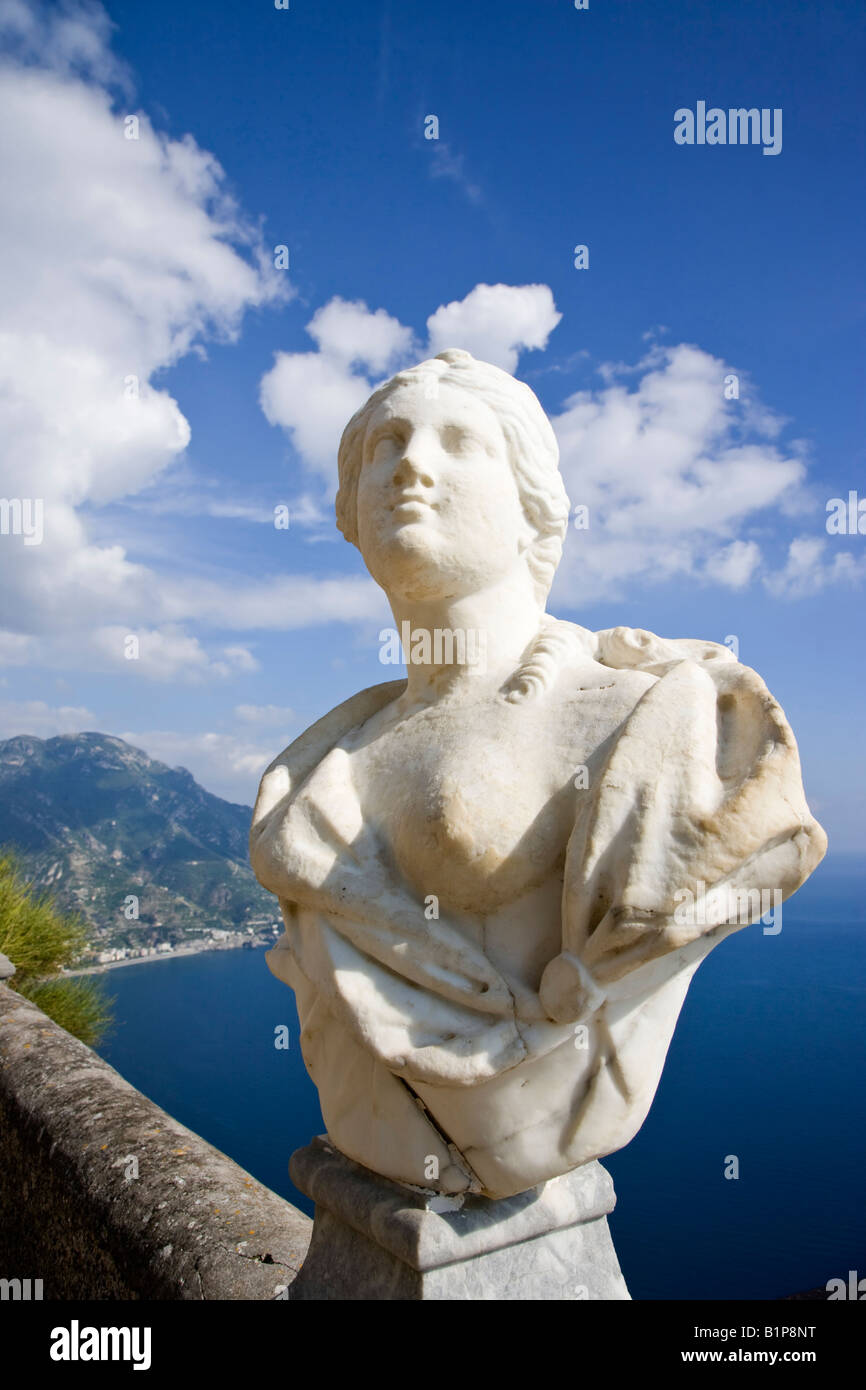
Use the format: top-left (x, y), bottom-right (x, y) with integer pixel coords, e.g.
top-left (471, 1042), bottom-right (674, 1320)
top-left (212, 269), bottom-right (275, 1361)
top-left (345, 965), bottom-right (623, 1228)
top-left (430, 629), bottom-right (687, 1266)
top-left (0, 982), bottom-right (311, 1299)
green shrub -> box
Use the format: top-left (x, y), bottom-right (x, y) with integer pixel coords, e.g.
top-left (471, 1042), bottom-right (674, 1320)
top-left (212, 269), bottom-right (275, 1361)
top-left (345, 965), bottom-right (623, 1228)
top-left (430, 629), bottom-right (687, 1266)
top-left (0, 851), bottom-right (113, 1046)
top-left (19, 977), bottom-right (114, 1047)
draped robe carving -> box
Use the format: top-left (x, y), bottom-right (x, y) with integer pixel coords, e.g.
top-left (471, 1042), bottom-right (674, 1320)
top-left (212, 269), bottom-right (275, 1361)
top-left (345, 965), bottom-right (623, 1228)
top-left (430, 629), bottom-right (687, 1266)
top-left (251, 623), bottom-right (826, 1199)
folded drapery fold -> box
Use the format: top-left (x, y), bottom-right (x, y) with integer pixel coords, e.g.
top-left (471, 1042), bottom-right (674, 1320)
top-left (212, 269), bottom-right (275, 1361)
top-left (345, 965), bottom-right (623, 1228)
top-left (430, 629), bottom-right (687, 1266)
top-left (251, 628), bottom-right (826, 1091)
top-left (542, 654), bottom-right (825, 1020)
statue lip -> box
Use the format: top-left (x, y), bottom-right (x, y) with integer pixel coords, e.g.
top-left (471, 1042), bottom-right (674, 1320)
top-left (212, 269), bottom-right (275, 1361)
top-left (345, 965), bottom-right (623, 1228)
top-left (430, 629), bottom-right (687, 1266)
top-left (389, 494), bottom-right (437, 515)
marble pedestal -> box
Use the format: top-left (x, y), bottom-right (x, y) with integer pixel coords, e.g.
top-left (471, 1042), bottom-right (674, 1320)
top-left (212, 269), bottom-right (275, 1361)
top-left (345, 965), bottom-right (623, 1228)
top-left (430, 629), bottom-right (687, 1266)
top-left (288, 1136), bottom-right (631, 1301)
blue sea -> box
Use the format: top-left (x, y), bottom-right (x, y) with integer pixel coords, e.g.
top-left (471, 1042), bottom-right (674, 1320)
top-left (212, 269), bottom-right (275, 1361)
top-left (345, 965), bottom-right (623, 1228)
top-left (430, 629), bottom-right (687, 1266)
top-left (96, 853), bottom-right (866, 1300)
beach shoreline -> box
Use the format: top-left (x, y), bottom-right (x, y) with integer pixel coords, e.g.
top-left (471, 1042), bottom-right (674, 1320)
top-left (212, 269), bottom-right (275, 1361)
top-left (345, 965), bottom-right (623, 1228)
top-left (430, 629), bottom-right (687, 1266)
top-left (64, 935), bottom-right (274, 978)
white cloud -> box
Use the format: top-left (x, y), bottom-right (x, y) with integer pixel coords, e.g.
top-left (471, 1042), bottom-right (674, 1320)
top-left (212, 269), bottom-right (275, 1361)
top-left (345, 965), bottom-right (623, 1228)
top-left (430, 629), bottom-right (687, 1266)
top-left (120, 728), bottom-right (275, 805)
top-left (0, 570), bottom-right (385, 683)
top-left (157, 574), bottom-right (388, 631)
top-left (283, 493), bottom-right (331, 530)
top-left (260, 351), bottom-right (375, 479)
top-left (307, 297), bottom-right (414, 371)
top-left (704, 540), bottom-right (761, 589)
top-left (551, 343), bottom-right (810, 603)
top-left (0, 0), bottom-right (286, 664)
top-left (260, 283), bottom-right (564, 488)
top-left (83, 627), bottom-right (259, 682)
top-left (0, 0), bottom-right (130, 88)
top-left (0, 16), bottom-right (846, 725)
top-left (0, 699), bottom-right (96, 739)
top-left (0, 631), bottom-right (36, 665)
top-left (260, 297), bottom-right (413, 481)
top-left (260, 303), bottom-right (843, 610)
top-left (426, 283), bottom-right (562, 372)
top-left (763, 537), bottom-right (866, 599)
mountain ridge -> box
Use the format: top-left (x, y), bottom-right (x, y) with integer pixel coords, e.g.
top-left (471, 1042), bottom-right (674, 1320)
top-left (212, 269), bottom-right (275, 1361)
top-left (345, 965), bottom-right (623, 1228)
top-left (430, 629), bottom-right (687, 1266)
top-left (0, 732), bottom-right (278, 963)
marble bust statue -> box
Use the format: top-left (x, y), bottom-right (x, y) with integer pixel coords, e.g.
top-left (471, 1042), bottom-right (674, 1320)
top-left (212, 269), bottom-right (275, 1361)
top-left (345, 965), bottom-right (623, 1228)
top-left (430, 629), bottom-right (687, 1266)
top-left (250, 348), bottom-right (826, 1202)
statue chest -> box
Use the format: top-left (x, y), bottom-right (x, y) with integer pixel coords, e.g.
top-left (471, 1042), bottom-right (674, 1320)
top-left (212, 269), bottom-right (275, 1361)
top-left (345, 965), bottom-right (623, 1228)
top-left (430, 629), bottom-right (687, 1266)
top-left (342, 693), bottom-right (607, 914)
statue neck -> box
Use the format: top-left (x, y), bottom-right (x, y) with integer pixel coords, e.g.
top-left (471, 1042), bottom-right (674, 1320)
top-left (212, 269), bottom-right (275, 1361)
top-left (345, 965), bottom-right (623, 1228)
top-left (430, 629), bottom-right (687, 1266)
top-left (388, 573), bottom-right (545, 702)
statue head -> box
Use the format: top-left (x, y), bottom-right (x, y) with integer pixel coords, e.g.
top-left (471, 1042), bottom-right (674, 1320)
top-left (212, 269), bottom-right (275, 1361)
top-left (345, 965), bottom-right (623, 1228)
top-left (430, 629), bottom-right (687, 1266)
top-left (336, 349), bottom-right (571, 606)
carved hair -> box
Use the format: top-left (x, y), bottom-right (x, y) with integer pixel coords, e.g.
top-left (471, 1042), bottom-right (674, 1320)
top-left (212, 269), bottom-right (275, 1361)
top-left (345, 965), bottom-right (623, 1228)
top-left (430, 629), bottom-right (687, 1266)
top-left (501, 615), bottom-right (592, 703)
top-left (335, 349), bottom-right (571, 604)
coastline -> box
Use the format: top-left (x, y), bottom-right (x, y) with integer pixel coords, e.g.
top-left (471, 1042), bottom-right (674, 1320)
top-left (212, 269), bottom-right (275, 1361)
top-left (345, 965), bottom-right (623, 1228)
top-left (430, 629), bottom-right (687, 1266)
top-left (64, 935), bottom-right (274, 978)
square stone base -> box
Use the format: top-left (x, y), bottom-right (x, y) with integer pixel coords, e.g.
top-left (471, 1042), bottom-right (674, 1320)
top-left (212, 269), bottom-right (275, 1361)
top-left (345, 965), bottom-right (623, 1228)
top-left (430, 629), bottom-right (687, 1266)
top-left (288, 1136), bottom-right (630, 1301)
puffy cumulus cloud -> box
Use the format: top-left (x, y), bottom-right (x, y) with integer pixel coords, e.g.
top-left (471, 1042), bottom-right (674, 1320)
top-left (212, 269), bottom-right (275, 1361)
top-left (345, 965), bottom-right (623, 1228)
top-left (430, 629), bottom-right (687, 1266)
top-left (260, 351), bottom-right (378, 479)
top-left (119, 729), bottom-right (276, 806)
top-left (551, 344), bottom-right (812, 603)
top-left (260, 304), bottom-right (844, 608)
top-left (0, 0), bottom-right (286, 669)
top-left (260, 283), bottom-right (562, 486)
top-left (307, 298), bottom-right (414, 372)
top-left (260, 297), bottom-right (413, 479)
top-left (0, 699), bottom-right (97, 739)
top-left (0, 74), bottom-right (281, 500)
top-left (426, 283), bottom-right (561, 372)
top-left (763, 537), bottom-right (866, 600)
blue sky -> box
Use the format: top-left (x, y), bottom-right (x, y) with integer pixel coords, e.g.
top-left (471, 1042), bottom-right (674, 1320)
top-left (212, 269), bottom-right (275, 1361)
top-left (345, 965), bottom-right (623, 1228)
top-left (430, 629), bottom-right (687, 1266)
top-left (0, 0), bottom-right (863, 848)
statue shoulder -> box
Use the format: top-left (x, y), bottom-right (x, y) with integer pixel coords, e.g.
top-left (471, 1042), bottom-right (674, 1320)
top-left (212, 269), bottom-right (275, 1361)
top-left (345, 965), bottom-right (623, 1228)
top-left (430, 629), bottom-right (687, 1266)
top-left (254, 680), bottom-right (405, 812)
top-left (540, 615), bottom-right (736, 678)
top-left (592, 623), bottom-right (736, 675)
top-left (585, 626), bottom-right (796, 751)
top-left (270, 679), bottom-right (405, 775)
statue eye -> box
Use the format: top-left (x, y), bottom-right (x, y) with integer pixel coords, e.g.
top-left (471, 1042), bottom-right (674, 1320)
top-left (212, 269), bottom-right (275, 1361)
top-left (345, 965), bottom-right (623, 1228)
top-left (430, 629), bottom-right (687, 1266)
top-left (369, 429), bottom-right (401, 458)
top-left (441, 425), bottom-right (474, 453)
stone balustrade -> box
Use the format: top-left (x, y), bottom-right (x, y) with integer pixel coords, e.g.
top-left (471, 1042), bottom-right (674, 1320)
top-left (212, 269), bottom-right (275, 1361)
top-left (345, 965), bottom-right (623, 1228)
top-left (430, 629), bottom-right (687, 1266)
top-left (0, 982), bottom-right (312, 1300)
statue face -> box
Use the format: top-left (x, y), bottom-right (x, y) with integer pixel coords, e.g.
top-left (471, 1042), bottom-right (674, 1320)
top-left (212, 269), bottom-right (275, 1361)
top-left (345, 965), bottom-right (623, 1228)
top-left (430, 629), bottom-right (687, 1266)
top-left (354, 380), bottom-right (534, 603)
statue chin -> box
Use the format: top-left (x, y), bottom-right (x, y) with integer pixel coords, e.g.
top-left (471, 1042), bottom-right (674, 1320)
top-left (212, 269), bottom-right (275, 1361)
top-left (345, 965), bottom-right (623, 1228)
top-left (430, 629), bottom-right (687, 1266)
top-left (250, 351), bottom-right (827, 1203)
top-left (365, 528), bottom-right (463, 597)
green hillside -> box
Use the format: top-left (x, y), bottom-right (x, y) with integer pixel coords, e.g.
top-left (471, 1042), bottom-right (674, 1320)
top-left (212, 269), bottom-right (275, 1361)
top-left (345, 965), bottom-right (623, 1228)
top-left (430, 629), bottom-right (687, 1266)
top-left (0, 733), bottom-right (280, 963)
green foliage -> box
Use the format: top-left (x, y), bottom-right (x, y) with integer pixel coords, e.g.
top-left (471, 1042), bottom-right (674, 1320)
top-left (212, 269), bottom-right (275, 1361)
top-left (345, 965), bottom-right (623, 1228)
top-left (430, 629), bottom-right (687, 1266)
top-left (17, 977), bottom-right (114, 1049)
top-left (0, 851), bottom-right (89, 976)
top-left (0, 850), bottom-right (113, 1046)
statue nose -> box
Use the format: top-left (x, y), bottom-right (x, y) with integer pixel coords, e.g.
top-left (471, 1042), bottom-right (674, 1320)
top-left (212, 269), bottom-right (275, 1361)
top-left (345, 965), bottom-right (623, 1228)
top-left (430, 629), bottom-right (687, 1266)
top-left (393, 455), bottom-right (434, 489)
